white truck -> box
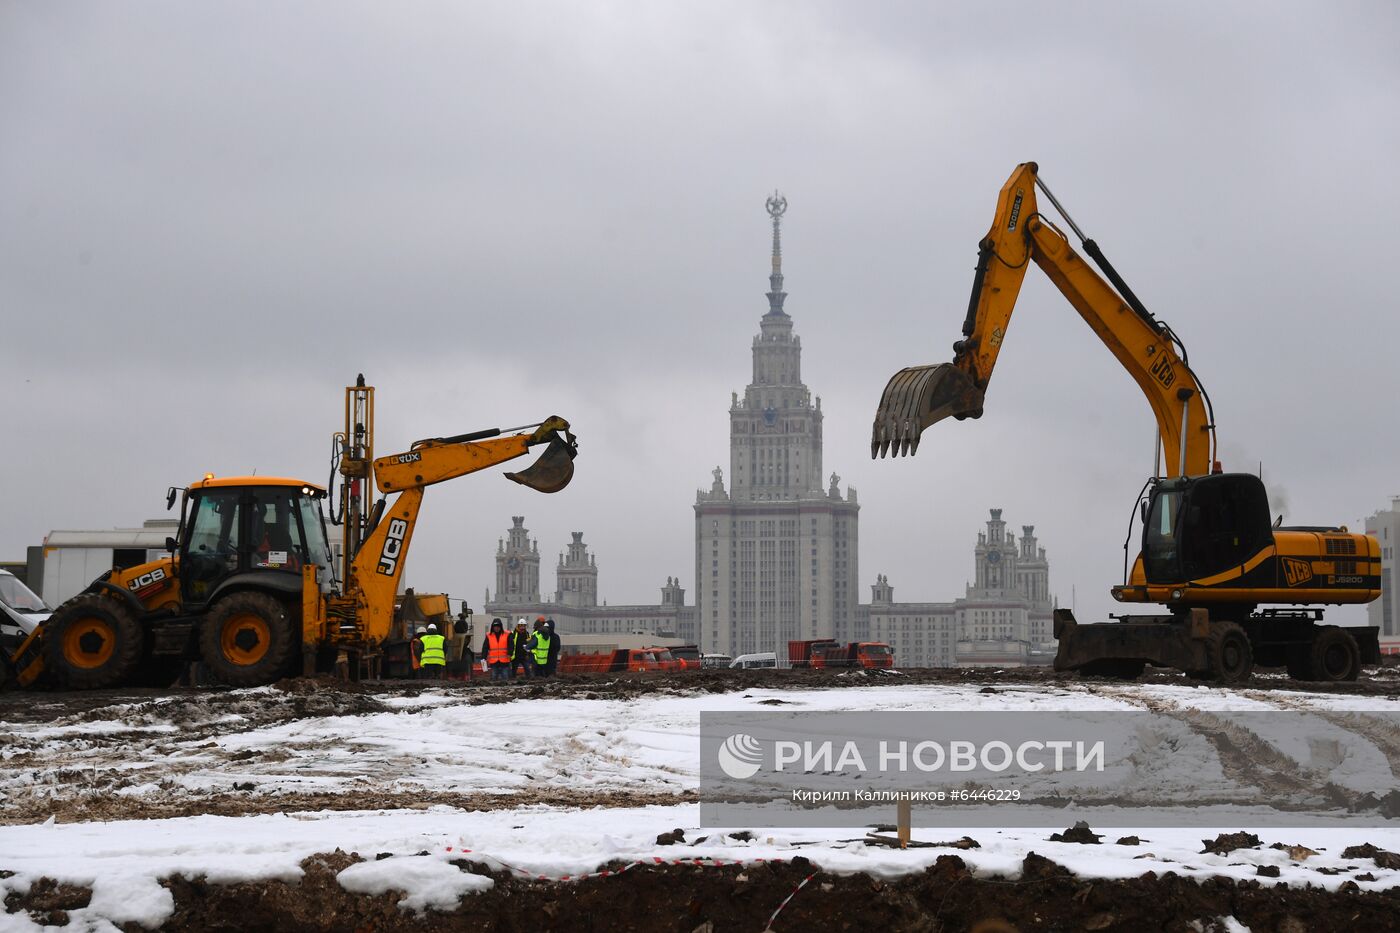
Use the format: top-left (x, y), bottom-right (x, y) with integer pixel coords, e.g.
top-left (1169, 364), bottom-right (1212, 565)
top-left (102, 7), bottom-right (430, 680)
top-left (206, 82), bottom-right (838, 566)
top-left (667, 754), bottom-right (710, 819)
top-left (1, 569), bottom-right (51, 680)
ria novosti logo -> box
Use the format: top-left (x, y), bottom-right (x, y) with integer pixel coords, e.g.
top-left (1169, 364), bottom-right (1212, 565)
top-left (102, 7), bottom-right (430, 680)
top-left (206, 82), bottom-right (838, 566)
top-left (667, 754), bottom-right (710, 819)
top-left (716, 733), bottom-right (764, 779)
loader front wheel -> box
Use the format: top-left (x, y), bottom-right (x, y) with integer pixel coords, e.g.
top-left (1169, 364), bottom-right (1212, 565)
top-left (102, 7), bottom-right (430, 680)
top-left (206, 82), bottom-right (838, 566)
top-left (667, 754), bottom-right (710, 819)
top-left (42, 595), bottom-right (145, 689)
top-left (1304, 626), bottom-right (1360, 683)
top-left (200, 593), bottom-right (296, 687)
top-left (1198, 621), bottom-right (1253, 683)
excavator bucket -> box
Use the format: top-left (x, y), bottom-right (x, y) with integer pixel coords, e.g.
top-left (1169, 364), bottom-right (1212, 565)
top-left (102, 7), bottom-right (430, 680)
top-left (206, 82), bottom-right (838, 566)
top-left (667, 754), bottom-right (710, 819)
top-left (505, 429), bottom-right (578, 494)
top-left (870, 364), bottom-right (985, 458)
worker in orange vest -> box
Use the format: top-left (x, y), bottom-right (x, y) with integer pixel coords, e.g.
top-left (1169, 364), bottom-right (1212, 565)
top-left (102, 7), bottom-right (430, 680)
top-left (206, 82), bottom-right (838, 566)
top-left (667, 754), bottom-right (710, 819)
top-left (481, 618), bottom-right (513, 682)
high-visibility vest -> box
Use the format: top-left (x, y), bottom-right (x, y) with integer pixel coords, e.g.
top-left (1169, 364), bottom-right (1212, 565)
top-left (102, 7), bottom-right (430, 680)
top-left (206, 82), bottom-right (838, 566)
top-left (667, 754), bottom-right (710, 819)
top-left (531, 632), bottom-right (553, 666)
top-left (419, 633), bottom-right (446, 667)
top-left (486, 631), bottom-right (511, 664)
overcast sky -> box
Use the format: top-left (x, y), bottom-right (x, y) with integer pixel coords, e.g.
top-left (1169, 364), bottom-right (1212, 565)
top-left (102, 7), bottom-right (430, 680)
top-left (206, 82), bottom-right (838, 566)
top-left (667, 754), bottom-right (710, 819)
top-left (3, 2), bottom-right (1397, 627)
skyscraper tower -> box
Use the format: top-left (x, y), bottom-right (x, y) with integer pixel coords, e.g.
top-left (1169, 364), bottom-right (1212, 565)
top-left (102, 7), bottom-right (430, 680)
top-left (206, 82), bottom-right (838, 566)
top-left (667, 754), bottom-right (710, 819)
top-left (493, 516), bottom-right (541, 605)
top-left (556, 532), bottom-right (599, 607)
top-left (695, 193), bottom-right (860, 657)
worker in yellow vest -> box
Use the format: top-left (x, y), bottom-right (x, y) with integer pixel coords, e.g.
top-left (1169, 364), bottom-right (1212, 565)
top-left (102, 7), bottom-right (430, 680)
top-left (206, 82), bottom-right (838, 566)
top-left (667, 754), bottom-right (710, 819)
top-left (528, 617), bottom-right (557, 678)
top-left (417, 624), bottom-right (447, 680)
top-left (481, 619), bottom-right (513, 681)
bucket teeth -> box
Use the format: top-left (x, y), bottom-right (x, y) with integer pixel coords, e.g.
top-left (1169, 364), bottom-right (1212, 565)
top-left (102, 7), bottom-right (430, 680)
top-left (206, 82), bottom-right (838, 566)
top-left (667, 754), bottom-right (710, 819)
top-left (870, 363), bottom-right (985, 458)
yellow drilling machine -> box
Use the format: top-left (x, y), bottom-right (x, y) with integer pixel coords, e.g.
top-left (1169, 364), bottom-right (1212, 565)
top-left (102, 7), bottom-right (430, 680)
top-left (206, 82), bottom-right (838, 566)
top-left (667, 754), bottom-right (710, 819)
top-left (4, 375), bottom-right (577, 689)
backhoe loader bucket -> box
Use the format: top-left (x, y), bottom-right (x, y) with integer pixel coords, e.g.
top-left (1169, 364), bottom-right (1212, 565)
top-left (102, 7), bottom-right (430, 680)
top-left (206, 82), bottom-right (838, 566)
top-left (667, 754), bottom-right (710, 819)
top-left (505, 428), bottom-right (578, 494)
top-left (870, 364), bottom-right (985, 458)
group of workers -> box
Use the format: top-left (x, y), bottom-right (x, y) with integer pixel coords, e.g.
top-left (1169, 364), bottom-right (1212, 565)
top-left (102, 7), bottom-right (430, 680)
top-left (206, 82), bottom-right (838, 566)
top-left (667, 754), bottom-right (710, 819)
top-left (481, 616), bottom-right (558, 681)
top-left (412, 616), bottom-right (558, 681)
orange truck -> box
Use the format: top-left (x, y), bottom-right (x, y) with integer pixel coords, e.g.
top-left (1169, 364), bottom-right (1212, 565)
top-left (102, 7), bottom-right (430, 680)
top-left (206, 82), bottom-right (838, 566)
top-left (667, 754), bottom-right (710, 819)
top-left (788, 639), bottom-right (895, 670)
top-left (558, 647), bottom-right (680, 674)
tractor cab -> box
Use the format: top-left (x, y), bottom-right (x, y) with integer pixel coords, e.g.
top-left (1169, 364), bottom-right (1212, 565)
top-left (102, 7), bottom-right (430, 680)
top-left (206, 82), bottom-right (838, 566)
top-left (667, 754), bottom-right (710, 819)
top-left (1141, 472), bottom-right (1273, 586)
top-left (176, 476), bottom-right (332, 608)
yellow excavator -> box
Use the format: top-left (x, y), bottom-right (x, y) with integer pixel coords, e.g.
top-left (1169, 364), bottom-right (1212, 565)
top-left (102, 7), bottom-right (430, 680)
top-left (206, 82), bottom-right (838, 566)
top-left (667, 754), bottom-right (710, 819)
top-left (873, 162), bottom-right (1380, 682)
top-left (6, 375), bottom-right (577, 689)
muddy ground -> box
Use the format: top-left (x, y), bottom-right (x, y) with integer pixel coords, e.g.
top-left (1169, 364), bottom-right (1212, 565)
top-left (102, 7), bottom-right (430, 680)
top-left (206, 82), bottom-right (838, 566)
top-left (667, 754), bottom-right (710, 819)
top-left (4, 664), bottom-right (1400, 824)
top-left (6, 667), bottom-right (1400, 929)
top-left (5, 659), bottom-right (1400, 726)
top-left (7, 849), bottom-right (1400, 932)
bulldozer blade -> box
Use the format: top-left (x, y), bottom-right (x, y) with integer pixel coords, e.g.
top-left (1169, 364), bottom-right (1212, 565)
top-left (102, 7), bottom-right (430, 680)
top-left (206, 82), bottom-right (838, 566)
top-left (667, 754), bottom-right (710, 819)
top-left (870, 363), bottom-right (984, 458)
top-left (505, 432), bottom-right (578, 494)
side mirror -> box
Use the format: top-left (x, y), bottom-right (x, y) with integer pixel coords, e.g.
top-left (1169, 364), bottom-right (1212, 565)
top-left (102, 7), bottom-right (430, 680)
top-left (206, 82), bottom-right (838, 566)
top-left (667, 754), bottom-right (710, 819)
top-left (166, 487), bottom-right (178, 511)
top-left (165, 536), bottom-right (178, 553)
top-left (1139, 500), bottom-right (1149, 524)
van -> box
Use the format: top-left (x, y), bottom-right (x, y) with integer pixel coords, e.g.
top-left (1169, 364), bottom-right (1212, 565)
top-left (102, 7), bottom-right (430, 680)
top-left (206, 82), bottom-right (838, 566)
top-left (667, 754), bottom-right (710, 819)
top-left (729, 651), bottom-right (777, 670)
top-left (0, 569), bottom-right (51, 654)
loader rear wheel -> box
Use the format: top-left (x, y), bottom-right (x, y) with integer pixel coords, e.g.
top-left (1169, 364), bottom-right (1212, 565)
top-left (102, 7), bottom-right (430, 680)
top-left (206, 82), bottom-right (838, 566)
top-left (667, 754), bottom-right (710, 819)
top-left (42, 595), bottom-right (145, 689)
top-left (200, 593), bottom-right (296, 687)
top-left (1303, 626), bottom-right (1360, 683)
top-left (1196, 621), bottom-right (1253, 683)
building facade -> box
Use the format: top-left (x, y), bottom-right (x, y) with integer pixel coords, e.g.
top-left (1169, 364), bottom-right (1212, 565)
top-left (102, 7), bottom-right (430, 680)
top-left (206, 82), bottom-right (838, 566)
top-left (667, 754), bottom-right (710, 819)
top-left (694, 192), bottom-right (860, 658)
top-left (478, 193), bottom-right (1055, 666)
top-left (483, 519), bottom-right (695, 640)
top-left (1365, 496), bottom-right (1400, 653)
top-left (864, 510), bottom-right (1057, 668)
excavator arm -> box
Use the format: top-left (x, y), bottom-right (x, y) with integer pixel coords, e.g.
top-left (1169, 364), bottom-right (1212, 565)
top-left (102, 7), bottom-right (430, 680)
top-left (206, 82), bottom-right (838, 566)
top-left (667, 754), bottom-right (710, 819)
top-left (872, 162), bottom-right (1216, 478)
top-left (342, 417), bottom-right (577, 643)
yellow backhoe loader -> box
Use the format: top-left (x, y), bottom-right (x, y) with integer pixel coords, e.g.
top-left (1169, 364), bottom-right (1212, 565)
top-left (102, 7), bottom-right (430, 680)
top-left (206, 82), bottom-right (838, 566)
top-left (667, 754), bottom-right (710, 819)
top-left (5, 375), bottom-right (577, 689)
top-left (873, 163), bottom-right (1380, 682)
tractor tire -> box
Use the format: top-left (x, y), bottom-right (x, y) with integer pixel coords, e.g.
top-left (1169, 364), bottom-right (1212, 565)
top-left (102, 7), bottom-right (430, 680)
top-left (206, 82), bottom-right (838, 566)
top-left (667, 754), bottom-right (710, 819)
top-left (1195, 620), bottom-right (1253, 683)
top-left (41, 594), bottom-right (145, 689)
top-left (1304, 626), bottom-right (1360, 683)
top-left (199, 592), bottom-right (297, 687)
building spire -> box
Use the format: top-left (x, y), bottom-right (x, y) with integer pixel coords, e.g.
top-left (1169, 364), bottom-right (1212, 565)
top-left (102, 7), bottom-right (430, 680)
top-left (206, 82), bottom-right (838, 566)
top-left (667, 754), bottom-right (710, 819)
top-left (765, 190), bottom-right (788, 316)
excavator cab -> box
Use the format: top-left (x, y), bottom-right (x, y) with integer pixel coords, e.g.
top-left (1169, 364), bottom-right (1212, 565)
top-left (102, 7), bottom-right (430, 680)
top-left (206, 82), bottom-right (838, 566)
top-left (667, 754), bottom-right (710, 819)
top-left (179, 477), bottom-right (331, 607)
top-left (1141, 473), bottom-right (1272, 587)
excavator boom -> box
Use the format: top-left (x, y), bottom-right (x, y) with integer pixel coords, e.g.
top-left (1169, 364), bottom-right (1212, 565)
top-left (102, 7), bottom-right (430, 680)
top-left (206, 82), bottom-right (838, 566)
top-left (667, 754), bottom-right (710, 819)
top-left (872, 162), bottom-right (1215, 478)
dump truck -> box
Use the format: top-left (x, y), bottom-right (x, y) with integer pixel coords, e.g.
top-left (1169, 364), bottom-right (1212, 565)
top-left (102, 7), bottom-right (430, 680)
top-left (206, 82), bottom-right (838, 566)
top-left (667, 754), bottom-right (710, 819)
top-left (558, 647), bottom-right (680, 674)
top-left (871, 162), bottom-right (1379, 682)
top-left (788, 639), bottom-right (895, 669)
top-left (5, 375), bottom-right (577, 689)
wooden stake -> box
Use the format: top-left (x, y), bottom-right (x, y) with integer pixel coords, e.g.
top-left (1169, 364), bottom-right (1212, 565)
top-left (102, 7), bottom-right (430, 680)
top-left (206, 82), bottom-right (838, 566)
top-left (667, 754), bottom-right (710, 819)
top-left (896, 800), bottom-right (911, 849)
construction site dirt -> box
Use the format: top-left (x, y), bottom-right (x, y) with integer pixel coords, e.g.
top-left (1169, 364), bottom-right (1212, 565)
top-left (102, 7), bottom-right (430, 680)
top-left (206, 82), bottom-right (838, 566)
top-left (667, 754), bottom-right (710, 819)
top-left (7, 659), bottom-right (1400, 725)
top-left (6, 848), bottom-right (1400, 932)
top-left (5, 667), bottom-right (1400, 930)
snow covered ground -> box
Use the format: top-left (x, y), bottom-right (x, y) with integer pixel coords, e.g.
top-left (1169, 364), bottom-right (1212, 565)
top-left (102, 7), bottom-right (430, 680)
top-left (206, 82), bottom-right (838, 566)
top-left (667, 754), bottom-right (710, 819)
top-left (2, 678), bottom-right (1399, 930)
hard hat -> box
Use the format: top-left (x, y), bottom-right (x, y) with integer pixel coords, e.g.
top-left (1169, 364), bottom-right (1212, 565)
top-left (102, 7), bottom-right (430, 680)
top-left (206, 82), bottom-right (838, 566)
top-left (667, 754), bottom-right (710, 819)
top-left (427, 624), bottom-right (437, 632)
top-left (537, 615), bottom-right (546, 622)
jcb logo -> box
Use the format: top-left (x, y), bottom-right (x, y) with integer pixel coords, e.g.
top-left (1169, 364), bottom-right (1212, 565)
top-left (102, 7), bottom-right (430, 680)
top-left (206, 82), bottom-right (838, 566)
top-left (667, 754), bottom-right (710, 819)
top-left (1150, 354), bottom-right (1176, 389)
top-left (1007, 189), bottom-right (1024, 231)
top-left (127, 568), bottom-right (167, 591)
top-left (377, 518), bottom-right (409, 576)
top-left (1282, 558), bottom-right (1313, 587)
top-left (395, 452), bottom-right (421, 464)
